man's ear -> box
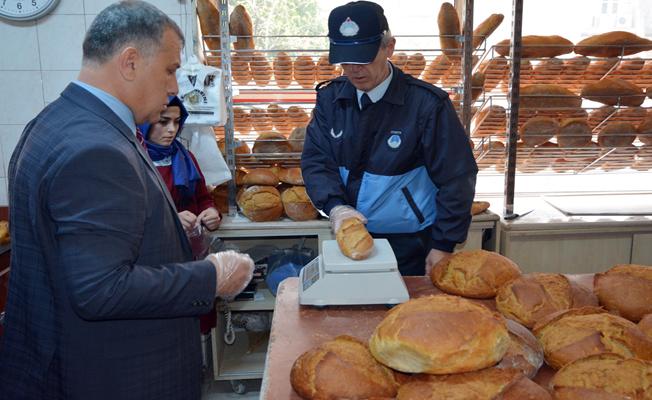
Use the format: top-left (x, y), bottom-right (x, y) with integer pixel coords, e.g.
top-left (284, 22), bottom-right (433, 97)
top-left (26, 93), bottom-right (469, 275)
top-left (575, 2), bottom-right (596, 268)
top-left (385, 37), bottom-right (396, 59)
top-left (118, 47), bottom-right (140, 81)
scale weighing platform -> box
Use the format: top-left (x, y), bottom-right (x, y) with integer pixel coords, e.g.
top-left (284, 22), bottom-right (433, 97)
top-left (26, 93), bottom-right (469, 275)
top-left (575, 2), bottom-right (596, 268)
top-left (298, 238), bottom-right (409, 306)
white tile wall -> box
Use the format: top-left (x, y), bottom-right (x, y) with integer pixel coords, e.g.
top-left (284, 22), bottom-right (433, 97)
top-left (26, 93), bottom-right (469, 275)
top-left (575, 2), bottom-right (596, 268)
top-left (0, 20), bottom-right (41, 70)
top-left (0, 0), bottom-right (194, 205)
top-left (37, 14), bottom-right (86, 70)
top-left (0, 71), bottom-right (45, 125)
top-left (51, 0), bottom-right (85, 15)
top-left (42, 70), bottom-right (79, 102)
top-left (83, 0), bottom-right (181, 15)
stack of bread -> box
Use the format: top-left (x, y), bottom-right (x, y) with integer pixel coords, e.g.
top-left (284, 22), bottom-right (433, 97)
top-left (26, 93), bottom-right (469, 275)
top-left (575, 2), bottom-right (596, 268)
top-left (293, 55), bottom-right (316, 89)
top-left (229, 165), bottom-right (318, 223)
top-left (290, 253), bottom-right (652, 399)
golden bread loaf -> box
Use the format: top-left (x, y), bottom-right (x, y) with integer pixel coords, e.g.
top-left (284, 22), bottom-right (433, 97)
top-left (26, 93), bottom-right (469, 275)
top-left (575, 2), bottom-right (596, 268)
top-left (281, 186), bottom-right (317, 221)
top-left (472, 14), bottom-right (504, 49)
top-left (574, 31), bottom-right (652, 57)
top-left (276, 167), bottom-right (304, 185)
top-left (232, 106), bottom-right (252, 132)
top-left (252, 132), bottom-right (292, 154)
top-left (196, 0), bottom-right (221, 56)
top-left (437, 2), bottom-right (461, 58)
top-left (288, 126), bottom-right (306, 152)
top-left (229, 5), bottom-right (254, 50)
top-left (495, 273), bottom-right (573, 328)
top-left (249, 52), bottom-right (271, 86)
top-left (217, 138), bottom-right (250, 157)
top-left (594, 264), bottom-right (652, 322)
top-left (588, 105), bottom-right (616, 130)
top-left (581, 78), bottom-right (645, 107)
top-left (423, 54), bottom-right (452, 84)
top-left (241, 168), bottom-right (279, 186)
top-left (315, 55), bottom-right (338, 82)
top-left (286, 106), bottom-right (311, 130)
top-left (533, 307), bottom-right (652, 370)
top-left (471, 200), bottom-right (490, 215)
top-left (495, 375), bottom-right (552, 400)
top-left (478, 56), bottom-right (508, 92)
top-left (290, 335), bottom-right (399, 400)
top-left (497, 319), bottom-right (544, 378)
top-left (495, 35), bottom-right (574, 58)
top-left (519, 84), bottom-right (582, 109)
top-left (396, 368), bottom-right (521, 400)
top-left (237, 185), bottom-right (283, 222)
top-left (557, 118), bottom-right (593, 148)
top-left (640, 314), bottom-right (652, 339)
top-left (597, 122), bottom-right (637, 147)
top-left (335, 218), bottom-right (373, 260)
top-left (293, 55), bottom-right (316, 89)
top-left (249, 107), bottom-right (273, 132)
top-left (266, 103), bottom-right (288, 133)
top-left (210, 184), bottom-right (228, 214)
top-left (551, 353), bottom-right (652, 400)
top-left (273, 52), bottom-right (293, 88)
top-left (521, 116), bottom-right (559, 147)
top-left (639, 115), bottom-right (652, 145)
top-left (369, 295), bottom-right (510, 374)
top-left (404, 53), bottom-right (426, 78)
top-left (231, 52), bottom-right (253, 85)
top-left (569, 280), bottom-right (599, 308)
top-left (533, 58), bottom-right (564, 83)
top-left (430, 249), bottom-right (522, 299)
top-left (390, 52), bottom-right (408, 69)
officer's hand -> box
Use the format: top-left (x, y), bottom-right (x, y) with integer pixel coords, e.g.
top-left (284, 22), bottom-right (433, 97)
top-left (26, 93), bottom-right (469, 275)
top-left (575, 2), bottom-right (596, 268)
top-left (178, 211), bottom-right (198, 232)
top-left (425, 248), bottom-right (451, 277)
top-left (329, 205), bottom-right (367, 233)
top-left (206, 250), bottom-right (255, 300)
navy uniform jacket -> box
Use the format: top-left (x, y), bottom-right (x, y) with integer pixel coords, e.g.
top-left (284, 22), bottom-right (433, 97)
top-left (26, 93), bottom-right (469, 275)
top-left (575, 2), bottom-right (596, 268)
top-left (0, 83), bottom-right (217, 400)
top-left (301, 64), bottom-right (478, 252)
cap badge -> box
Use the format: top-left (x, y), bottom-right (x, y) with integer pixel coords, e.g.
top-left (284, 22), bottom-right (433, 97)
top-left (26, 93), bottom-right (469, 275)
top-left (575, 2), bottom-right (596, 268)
top-left (339, 17), bottom-right (359, 37)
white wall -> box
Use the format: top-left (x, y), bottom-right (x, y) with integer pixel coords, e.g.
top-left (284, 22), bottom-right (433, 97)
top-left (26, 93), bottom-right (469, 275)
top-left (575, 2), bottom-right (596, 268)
top-left (0, 0), bottom-right (196, 205)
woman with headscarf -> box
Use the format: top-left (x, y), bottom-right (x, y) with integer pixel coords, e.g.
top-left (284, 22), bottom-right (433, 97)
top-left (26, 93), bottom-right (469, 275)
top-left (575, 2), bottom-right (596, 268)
top-left (139, 96), bottom-right (221, 233)
top-left (139, 96), bottom-right (222, 334)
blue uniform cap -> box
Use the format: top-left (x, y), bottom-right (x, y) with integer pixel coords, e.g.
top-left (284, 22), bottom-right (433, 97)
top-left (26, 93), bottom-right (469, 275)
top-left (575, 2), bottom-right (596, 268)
top-left (327, 1), bottom-right (389, 65)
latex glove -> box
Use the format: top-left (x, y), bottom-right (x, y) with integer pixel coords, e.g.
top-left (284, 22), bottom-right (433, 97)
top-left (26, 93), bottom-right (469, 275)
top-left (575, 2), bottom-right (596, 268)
top-left (425, 248), bottom-right (451, 277)
top-left (178, 210), bottom-right (198, 232)
top-left (329, 205), bottom-right (367, 233)
top-left (206, 250), bottom-right (255, 300)
top-left (197, 207), bottom-right (222, 231)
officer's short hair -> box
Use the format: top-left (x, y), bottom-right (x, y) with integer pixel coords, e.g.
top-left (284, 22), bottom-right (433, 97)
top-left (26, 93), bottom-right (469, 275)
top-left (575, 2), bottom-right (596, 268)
top-left (380, 30), bottom-right (394, 48)
top-left (82, 0), bottom-right (184, 65)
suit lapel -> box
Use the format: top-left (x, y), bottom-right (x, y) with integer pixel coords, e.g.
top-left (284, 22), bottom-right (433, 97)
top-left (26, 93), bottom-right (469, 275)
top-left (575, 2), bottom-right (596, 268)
top-left (61, 84), bottom-right (192, 256)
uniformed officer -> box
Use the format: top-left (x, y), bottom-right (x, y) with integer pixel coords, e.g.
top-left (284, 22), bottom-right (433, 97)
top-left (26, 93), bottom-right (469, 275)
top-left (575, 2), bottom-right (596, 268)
top-left (301, 1), bottom-right (478, 276)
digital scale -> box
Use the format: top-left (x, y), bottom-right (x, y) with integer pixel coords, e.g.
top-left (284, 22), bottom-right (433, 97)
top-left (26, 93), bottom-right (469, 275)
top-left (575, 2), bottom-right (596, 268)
top-left (298, 239), bottom-right (409, 306)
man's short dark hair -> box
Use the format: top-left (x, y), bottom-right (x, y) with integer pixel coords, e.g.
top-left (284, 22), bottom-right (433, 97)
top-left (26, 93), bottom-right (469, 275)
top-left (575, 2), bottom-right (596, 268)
top-left (82, 0), bottom-right (184, 65)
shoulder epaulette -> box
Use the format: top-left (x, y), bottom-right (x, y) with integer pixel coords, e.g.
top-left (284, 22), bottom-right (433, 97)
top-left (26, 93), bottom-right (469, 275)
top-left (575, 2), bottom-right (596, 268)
top-left (406, 76), bottom-right (449, 100)
top-left (315, 75), bottom-right (348, 91)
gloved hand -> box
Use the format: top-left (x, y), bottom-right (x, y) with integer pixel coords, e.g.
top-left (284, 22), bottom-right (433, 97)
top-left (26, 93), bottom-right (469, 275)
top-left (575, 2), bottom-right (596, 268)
top-left (329, 205), bottom-right (367, 233)
top-left (425, 248), bottom-right (451, 277)
top-left (206, 250), bottom-right (255, 300)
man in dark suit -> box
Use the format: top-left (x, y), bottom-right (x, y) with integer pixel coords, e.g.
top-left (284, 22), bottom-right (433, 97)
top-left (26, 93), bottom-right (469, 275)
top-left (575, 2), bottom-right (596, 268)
top-left (0, 1), bottom-right (253, 399)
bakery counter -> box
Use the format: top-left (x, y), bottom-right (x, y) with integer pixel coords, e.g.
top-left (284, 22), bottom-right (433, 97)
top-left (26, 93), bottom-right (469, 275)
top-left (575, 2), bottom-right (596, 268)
top-left (259, 276), bottom-right (589, 399)
top-left (212, 211), bottom-right (500, 253)
top-left (496, 196), bottom-right (652, 273)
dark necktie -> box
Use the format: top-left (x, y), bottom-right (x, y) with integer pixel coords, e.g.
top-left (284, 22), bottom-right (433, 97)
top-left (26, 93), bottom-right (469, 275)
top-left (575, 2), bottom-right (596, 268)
top-left (135, 127), bottom-right (147, 150)
top-left (359, 92), bottom-right (373, 111)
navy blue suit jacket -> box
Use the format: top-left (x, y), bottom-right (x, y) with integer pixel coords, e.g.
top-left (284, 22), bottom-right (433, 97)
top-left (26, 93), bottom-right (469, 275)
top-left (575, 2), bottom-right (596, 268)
top-left (0, 83), bottom-right (217, 399)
